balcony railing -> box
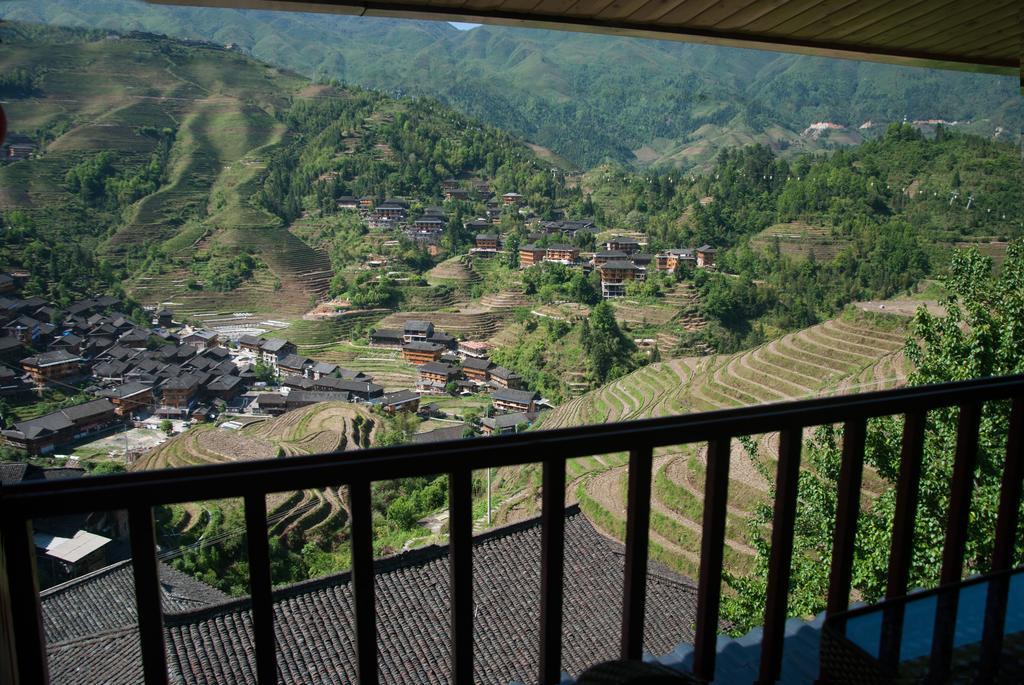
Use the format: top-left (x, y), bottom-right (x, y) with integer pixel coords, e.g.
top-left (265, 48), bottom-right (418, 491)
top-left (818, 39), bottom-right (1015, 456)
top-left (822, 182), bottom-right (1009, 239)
top-left (1, 375), bottom-right (1022, 685)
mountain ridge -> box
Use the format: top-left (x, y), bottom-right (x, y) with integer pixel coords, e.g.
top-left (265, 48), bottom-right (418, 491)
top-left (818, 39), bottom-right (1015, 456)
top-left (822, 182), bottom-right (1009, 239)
top-left (3, 0), bottom-right (1020, 168)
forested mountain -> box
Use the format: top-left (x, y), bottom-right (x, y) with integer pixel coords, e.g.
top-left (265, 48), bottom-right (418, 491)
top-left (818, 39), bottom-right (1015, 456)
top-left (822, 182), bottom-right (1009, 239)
top-left (0, 23), bottom-right (559, 308)
top-left (3, 0), bottom-right (1021, 168)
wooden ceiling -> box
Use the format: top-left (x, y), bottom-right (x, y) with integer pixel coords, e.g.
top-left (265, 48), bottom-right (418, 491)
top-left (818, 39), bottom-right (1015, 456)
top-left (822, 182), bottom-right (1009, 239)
top-left (154, 0), bottom-right (1021, 78)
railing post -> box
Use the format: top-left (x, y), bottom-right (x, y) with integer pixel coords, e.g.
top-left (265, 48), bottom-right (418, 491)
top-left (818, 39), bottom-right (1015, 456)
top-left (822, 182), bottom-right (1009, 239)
top-left (826, 419), bottom-right (866, 617)
top-left (244, 493), bottom-right (277, 684)
top-left (128, 505), bottom-right (169, 685)
top-left (349, 479), bottom-right (378, 685)
top-left (980, 397), bottom-right (1023, 680)
top-left (621, 445), bottom-right (653, 661)
top-left (879, 409), bottom-right (926, 668)
top-left (929, 401), bottom-right (981, 679)
top-left (758, 426), bottom-right (802, 685)
top-left (693, 437), bottom-right (730, 682)
top-left (538, 459), bottom-right (565, 685)
top-left (0, 516), bottom-right (47, 685)
top-left (449, 470), bottom-right (473, 685)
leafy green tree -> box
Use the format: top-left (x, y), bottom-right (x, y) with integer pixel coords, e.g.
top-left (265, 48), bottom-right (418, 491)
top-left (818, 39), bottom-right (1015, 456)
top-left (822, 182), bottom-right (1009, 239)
top-left (722, 242), bottom-right (1024, 634)
top-left (159, 419), bottom-right (173, 435)
top-left (583, 301), bottom-right (639, 384)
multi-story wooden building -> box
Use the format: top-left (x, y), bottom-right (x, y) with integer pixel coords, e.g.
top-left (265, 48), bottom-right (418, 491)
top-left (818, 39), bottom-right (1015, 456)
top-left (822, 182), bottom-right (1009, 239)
top-left (592, 250), bottom-right (628, 266)
top-left (598, 260), bottom-right (645, 298)
top-left (502, 192), bottom-right (524, 207)
top-left (490, 388), bottom-right (539, 414)
top-left (544, 244), bottom-right (579, 264)
top-left (21, 351), bottom-right (82, 387)
top-left (461, 356), bottom-right (493, 384)
top-left (519, 245), bottom-right (546, 266)
top-left (489, 365), bottom-right (523, 390)
top-left (402, 341), bottom-right (444, 365)
top-left (656, 249), bottom-right (696, 272)
top-left (475, 234), bottom-right (500, 251)
top-left (605, 237), bottom-right (642, 254)
top-left (697, 245), bottom-right (717, 268)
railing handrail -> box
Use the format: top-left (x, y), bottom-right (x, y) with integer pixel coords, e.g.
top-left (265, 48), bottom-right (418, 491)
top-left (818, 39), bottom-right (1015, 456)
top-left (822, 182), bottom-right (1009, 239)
top-left (2, 373), bottom-right (1022, 685)
top-left (2, 374), bottom-right (1022, 518)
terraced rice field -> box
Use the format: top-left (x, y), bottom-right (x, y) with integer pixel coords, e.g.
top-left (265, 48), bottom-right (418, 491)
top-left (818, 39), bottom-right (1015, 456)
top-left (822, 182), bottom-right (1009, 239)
top-left (376, 308), bottom-right (513, 340)
top-left (425, 255), bottom-right (481, 286)
top-left (749, 221), bottom-right (851, 262)
top-left (542, 314), bottom-right (909, 578)
top-left (297, 342), bottom-right (417, 390)
top-left (135, 402), bottom-right (376, 542)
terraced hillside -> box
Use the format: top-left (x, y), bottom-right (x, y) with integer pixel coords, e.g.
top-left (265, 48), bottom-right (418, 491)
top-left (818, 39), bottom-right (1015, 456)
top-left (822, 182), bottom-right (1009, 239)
top-left (135, 402), bottom-right (377, 542)
top-left (539, 313), bottom-right (909, 578)
top-left (749, 221), bottom-right (851, 262)
top-left (425, 255), bottom-right (481, 289)
top-left (296, 342), bottom-right (418, 391)
top-left (376, 307), bottom-right (514, 341)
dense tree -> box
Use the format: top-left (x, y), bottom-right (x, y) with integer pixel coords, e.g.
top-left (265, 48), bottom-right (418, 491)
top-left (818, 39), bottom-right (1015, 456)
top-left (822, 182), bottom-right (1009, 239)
top-left (721, 242), bottom-right (1024, 633)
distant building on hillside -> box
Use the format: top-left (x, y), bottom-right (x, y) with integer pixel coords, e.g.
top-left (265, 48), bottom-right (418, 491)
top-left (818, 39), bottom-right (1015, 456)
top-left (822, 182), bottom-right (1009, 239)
top-left (656, 249), bottom-right (696, 272)
top-left (544, 244), bottom-right (579, 264)
top-left (21, 351), bottom-right (83, 387)
top-left (502, 192), bottom-right (524, 207)
top-left (696, 245), bottom-right (717, 268)
top-left (519, 245), bottom-right (546, 267)
top-left (490, 388), bottom-right (539, 414)
top-left (402, 341), bottom-right (444, 365)
top-left (598, 260), bottom-right (645, 298)
top-left (605, 237), bottom-right (642, 254)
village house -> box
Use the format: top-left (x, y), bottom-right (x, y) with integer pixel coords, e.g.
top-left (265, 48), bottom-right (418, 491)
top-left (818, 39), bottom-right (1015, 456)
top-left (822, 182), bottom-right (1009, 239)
top-left (256, 390), bottom-right (353, 416)
top-left (402, 320), bottom-right (434, 343)
top-left (97, 382), bottom-right (155, 416)
top-left (21, 351), bottom-right (83, 387)
top-left (461, 356), bottom-right (493, 384)
top-left (490, 388), bottom-right (540, 414)
top-left (502, 192), bottom-right (524, 207)
top-left (158, 374), bottom-right (202, 417)
top-left (259, 339), bottom-right (296, 367)
top-left (441, 179), bottom-right (460, 193)
top-left (371, 389), bottom-right (420, 414)
top-left (544, 244), bottom-right (579, 264)
top-left (358, 196), bottom-right (375, 210)
top-left (182, 330), bottom-right (219, 349)
top-left (458, 340), bottom-right (492, 359)
top-left (377, 199), bottom-right (409, 218)
top-left (48, 334), bottom-right (84, 355)
top-left (519, 245), bottom-right (546, 266)
top-left (155, 308), bottom-right (174, 327)
top-left (631, 253), bottom-right (654, 268)
top-left (0, 336), bottom-right (23, 362)
top-left (312, 376), bottom-right (383, 400)
top-left (445, 188), bottom-right (470, 202)
top-left (1, 398), bottom-right (120, 455)
top-left (369, 329), bottom-right (403, 349)
top-left (336, 196), bottom-right (359, 210)
top-left (489, 365), bottom-right (523, 390)
top-left (696, 244), bottom-right (717, 268)
top-left (277, 354), bottom-right (312, 378)
top-left (417, 361), bottom-right (459, 394)
top-left (475, 234), bottom-right (500, 251)
top-left (592, 250), bottom-right (628, 266)
top-left (413, 215), bottom-right (445, 232)
top-left (605, 236), bottom-right (642, 254)
top-left (656, 249), bottom-right (696, 272)
top-left (598, 260), bottom-right (645, 298)
top-left (481, 411), bottom-right (538, 435)
top-left (206, 375), bottom-right (244, 402)
top-left (237, 334), bottom-right (264, 354)
top-left (402, 341), bottom-right (444, 365)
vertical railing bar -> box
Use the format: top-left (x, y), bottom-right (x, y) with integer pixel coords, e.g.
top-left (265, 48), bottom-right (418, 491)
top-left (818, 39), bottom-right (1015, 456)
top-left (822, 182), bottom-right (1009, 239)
top-left (929, 400), bottom-right (982, 680)
top-left (244, 493), bottom-right (277, 685)
top-left (620, 445), bottom-right (653, 661)
top-left (349, 479), bottom-right (378, 685)
top-left (879, 409), bottom-right (926, 668)
top-left (826, 418), bottom-right (867, 617)
top-left (449, 469), bottom-right (473, 685)
top-left (128, 505), bottom-right (169, 685)
top-left (757, 426), bottom-right (802, 685)
top-left (692, 437), bottom-right (731, 682)
top-left (0, 516), bottom-right (48, 684)
top-left (980, 396), bottom-right (1023, 679)
top-left (538, 458), bottom-right (566, 685)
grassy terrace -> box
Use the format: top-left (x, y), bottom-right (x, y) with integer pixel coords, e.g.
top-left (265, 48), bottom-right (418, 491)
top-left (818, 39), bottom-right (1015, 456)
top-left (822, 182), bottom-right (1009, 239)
top-left (536, 311), bottom-right (909, 579)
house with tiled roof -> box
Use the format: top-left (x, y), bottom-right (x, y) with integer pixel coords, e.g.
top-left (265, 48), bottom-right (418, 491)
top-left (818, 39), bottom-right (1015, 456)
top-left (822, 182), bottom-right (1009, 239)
top-left (40, 508), bottom-right (697, 685)
top-left (491, 387), bottom-right (540, 413)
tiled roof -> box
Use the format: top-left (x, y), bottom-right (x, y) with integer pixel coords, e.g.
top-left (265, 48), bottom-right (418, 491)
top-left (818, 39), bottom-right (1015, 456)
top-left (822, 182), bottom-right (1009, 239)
top-left (43, 510), bottom-right (699, 684)
top-left (161, 508), bottom-right (697, 684)
top-left (41, 560), bottom-right (228, 644)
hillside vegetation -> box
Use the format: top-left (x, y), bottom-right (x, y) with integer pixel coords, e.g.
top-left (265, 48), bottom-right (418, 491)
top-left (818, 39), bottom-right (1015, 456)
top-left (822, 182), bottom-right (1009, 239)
top-left (0, 23), bottom-right (561, 318)
top-left (4, 0), bottom-right (1021, 168)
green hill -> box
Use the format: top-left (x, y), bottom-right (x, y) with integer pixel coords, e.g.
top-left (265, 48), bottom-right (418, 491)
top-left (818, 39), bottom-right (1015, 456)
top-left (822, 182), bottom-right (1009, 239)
top-left (0, 22), bottom-right (559, 314)
top-left (4, 0), bottom-right (1020, 168)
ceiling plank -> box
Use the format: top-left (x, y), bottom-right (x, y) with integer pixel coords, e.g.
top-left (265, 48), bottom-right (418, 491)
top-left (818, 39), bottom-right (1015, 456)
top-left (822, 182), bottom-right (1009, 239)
top-left (624, 0), bottom-right (688, 24)
top-left (595, 0), bottom-right (652, 21)
top-left (146, 0), bottom-right (1021, 74)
